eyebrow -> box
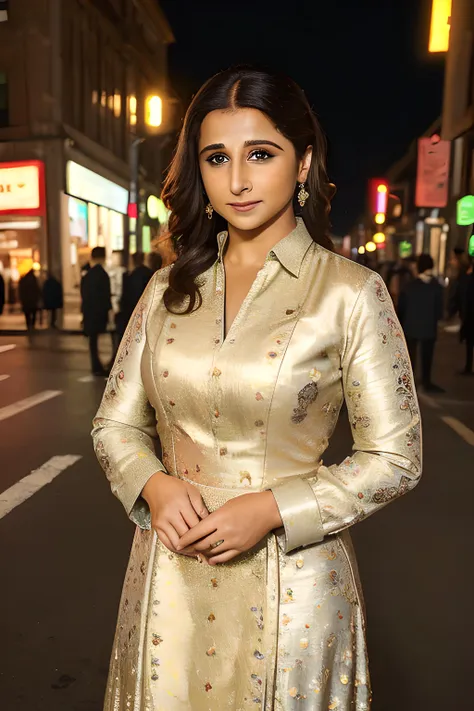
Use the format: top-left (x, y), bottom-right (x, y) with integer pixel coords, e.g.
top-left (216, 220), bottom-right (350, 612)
top-left (199, 139), bottom-right (284, 156)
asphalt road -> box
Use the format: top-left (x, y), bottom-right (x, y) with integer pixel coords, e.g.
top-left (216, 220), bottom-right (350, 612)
top-left (0, 330), bottom-right (473, 711)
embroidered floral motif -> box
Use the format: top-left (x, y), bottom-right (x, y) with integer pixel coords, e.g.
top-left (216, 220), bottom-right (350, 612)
top-left (250, 606), bottom-right (264, 630)
top-left (95, 440), bottom-right (112, 474)
top-left (240, 471), bottom-right (252, 485)
top-left (372, 475), bottom-right (411, 503)
top-left (291, 381), bottom-right (319, 424)
top-left (115, 301), bottom-right (147, 368)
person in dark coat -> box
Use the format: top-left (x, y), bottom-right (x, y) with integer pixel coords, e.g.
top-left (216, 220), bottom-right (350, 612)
top-left (80, 246), bottom-right (112, 376)
top-left (116, 252), bottom-right (153, 340)
top-left (454, 258), bottom-right (474, 375)
top-left (19, 269), bottom-right (41, 331)
top-left (398, 253), bottom-right (444, 393)
top-left (0, 272), bottom-right (5, 315)
top-left (42, 273), bottom-right (63, 329)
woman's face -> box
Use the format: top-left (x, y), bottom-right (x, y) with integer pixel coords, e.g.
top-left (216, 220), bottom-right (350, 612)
top-left (198, 108), bottom-right (311, 231)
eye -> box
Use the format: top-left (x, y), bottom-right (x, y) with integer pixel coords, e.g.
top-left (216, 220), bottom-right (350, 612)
top-left (248, 149), bottom-right (273, 161)
top-left (206, 153), bottom-right (228, 166)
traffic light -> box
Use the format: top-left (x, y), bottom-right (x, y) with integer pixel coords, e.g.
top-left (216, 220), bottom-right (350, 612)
top-left (368, 179), bottom-right (389, 216)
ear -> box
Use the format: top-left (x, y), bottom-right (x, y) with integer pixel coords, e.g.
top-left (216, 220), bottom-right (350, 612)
top-left (297, 146), bottom-right (313, 183)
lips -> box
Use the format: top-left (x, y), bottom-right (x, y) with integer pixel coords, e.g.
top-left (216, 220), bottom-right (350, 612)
top-left (228, 200), bottom-right (262, 212)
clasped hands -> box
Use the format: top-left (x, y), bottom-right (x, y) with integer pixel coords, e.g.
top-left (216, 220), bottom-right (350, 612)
top-left (141, 471), bottom-right (282, 565)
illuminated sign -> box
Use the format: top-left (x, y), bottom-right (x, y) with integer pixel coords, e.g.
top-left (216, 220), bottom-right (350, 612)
top-left (415, 137), bottom-right (451, 208)
top-left (429, 0), bottom-right (452, 53)
top-left (469, 234), bottom-right (474, 257)
top-left (0, 161), bottom-right (46, 215)
top-left (147, 195), bottom-right (169, 223)
top-left (457, 195), bottom-right (474, 226)
top-left (66, 161), bottom-right (128, 215)
top-left (399, 241), bottom-right (413, 258)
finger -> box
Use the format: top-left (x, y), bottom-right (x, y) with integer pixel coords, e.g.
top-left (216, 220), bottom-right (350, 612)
top-left (171, 514), bottom-right (190, 538)
top-left (158, 529), bottom-right (199, 559)
top-left (194, 534), bottom-right (229, 554)
top-left (160, 522), bottom-right (182, 551)
top-left (208, 549), bottom-right (241, 565)
top-left (155, 528), bottom-right (175, 553)
top-left (187, 487), bottom-right (209, 519)
top-left (180, 504), bottom-right (200, 529)
top-left (177, 517), bottom-right (217, 550)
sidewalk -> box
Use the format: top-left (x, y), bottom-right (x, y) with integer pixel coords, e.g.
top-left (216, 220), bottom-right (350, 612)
top-left (0, 308), bottom-right (82, 334)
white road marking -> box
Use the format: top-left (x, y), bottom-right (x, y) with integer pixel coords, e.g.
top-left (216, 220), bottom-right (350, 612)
top-left (0, 344), bottom-right (16, 354)
top-left (0, 455), bottom-right (82, 519)
top-left (0, 374), bottom-right (10, 382)
top-left (0, 390), bottom-right (62, 423)
top-left (441, 416), bottom-right (474, 447)
top-left (78, 374), bottom-right (95, 382)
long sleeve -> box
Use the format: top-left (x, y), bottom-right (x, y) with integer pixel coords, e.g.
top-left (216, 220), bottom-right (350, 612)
top-left (92, 273), bottom-right (166, 529)
top-left (271, 273), bottom-right (422, 554)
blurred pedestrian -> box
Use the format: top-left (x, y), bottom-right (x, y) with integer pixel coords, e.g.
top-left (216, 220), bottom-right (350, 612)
top-left (80, 246), bottom-right (112, 376)
top-left (19, 268), bottom-right (41, 331)
top-left (389, 256), bottom-right (417, 310)
top-left (398, 253), bottom-right (444, 392)
top-left (453, 257), bottom-right (474, 376)
top-left (42, 273), bottom-right (63, 329)
top-left (0, 272), bottom-right (4, 315)
top-left (116, 252), bottom-right (153, 340)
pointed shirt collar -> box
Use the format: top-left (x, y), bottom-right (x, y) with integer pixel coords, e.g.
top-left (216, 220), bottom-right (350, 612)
top-left (216, 218), bottom-right (314, 278)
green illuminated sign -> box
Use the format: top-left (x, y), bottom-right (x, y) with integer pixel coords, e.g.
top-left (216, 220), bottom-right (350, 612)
top-left (457, 195), bottom-right (474, 226)
top-left (399, 241), bottom-right (413, 258)
top-left (469, 234), bottom-right (474, 257)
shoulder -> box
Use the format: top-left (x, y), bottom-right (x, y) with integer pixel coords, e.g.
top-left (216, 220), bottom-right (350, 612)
top-left (312, 244), bottom-right (383, 301)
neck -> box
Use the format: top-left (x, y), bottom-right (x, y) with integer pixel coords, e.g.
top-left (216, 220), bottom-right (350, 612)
top-left (225, 201), bottom-right (297, 268)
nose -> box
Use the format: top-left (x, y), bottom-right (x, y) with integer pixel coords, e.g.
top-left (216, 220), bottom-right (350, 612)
top-left (229, 157), bottom-right (252, 197)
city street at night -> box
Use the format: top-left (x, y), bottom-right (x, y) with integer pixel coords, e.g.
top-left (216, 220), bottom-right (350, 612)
top-left (0, 331), bottom-right (473, 711)
top-left (1, 0), bottom-right (474, 710)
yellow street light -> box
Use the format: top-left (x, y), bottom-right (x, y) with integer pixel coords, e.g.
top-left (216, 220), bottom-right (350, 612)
top-left (145, 94), bottom-right (163, 128)
top-left (429, 0), bottom-right (452, 53)
top-left (373, 232), bottom-right (386, 244)
top-left (375, 212), bottom-right (385, 225)
top-left (365, 241), bottom-right (376, 253)
top-left (358, 246), bottom-right (366, 255)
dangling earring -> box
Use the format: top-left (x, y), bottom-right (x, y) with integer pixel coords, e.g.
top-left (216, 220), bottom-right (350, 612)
top-left (205, 202), bottom-right (214, 220)
top-left (297, 183), bottom-right (309, 208)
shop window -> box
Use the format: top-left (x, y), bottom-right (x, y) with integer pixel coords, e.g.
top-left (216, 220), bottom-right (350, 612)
top-left (0, 72), bottom-right (8, 126)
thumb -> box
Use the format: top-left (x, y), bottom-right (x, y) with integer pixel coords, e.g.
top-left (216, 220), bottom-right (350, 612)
top-left (187, 486), bottom-right (209, 518)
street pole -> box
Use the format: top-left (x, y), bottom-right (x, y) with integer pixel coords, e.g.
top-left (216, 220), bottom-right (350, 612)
top-left (126, 136), bottom-right (144, 268)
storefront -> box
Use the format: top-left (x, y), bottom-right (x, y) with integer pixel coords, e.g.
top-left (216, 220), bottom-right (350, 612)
top-left (0, 160), bottom-right (47, 306)
top-left (61, 160), bottom-right (128, 295)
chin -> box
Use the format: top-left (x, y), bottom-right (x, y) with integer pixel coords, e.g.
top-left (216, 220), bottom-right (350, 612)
top-left (222, 208), bottom-right (277, 233)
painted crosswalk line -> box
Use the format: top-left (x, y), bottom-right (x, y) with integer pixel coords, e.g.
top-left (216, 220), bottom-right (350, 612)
top-left (0, 455), bottom-right (82, 519)
top-left (0, 390), bottom-right (62, 423)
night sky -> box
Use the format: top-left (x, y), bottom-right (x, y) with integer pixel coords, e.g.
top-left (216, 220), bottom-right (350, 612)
top-left (160, 0), bottom-right (445, 235)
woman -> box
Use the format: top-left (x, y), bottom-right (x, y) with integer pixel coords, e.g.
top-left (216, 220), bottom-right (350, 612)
top-left (92, 66), bottom-right (422, 711)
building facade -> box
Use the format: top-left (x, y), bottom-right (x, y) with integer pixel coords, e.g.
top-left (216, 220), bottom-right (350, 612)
top-left (442, 0), bottom-right (474, 255)
top-left (0, 0), bottom-right (175, 309)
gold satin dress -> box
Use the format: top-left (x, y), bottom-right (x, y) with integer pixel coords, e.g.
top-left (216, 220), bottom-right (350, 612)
top-left (92, 218), bottom-right (422, 711)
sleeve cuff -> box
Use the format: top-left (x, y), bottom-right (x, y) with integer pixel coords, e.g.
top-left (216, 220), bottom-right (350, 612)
top-left (269, 476), bottom-right (325, 553)
top-left (118, 457), bottom-right (166, 530)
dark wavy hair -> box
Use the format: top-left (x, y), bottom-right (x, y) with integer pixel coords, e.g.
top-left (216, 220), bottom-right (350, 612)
top-left (161, 65), bottom-right (335, 313)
